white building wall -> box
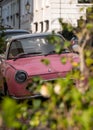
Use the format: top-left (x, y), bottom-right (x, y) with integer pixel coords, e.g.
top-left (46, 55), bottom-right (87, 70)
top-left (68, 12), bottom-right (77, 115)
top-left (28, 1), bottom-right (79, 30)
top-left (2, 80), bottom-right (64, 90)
top-left (32, 0), bottom-right (51, 33)
top-left (31, 0), bottom-right (93, 33)
top-left (50, 0), bottom-right (87, 31)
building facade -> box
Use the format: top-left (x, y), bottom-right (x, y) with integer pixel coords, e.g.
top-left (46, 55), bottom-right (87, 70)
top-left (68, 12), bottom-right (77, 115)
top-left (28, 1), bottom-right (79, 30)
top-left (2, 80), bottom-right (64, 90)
top-left (32, 0), bottom-right (93, 33)
top-left (1, 0), bottom-right (19, 28)
top-left (0, 0), bottom-right (93, 32)
top-left (0, 0), bottom-right (33, 30)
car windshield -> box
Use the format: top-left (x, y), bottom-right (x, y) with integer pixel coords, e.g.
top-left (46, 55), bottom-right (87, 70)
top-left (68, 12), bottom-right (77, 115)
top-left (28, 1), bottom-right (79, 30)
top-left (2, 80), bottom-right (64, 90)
top-left (8, 35), bottom-right (69, 59)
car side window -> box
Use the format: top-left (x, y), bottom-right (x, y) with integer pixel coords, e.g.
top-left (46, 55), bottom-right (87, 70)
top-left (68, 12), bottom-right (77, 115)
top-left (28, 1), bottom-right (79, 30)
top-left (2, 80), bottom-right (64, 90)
top-left (8, 40), bottom-right (24, 58)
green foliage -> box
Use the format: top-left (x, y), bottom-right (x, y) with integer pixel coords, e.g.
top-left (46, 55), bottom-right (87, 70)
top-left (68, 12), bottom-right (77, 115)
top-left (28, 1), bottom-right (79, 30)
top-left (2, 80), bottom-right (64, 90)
top-left (1, 98), bottom-right (21, 128)
top-left (60, 56), bottom-right (67, 64)
top-left (59, 18), bottom-right (73, 32)
top-left (78, 16), bottom-right (85, 29)
top-left (0, 28), bottom-right (7, 54)
top-left (86, 6), bottom-right (93, 22)
top-left (0, 97), bottom-right (31, 129)
top-left (0, 36), bottom-right (5, 53)
top-left (86, 23), bottom-right (93, 32)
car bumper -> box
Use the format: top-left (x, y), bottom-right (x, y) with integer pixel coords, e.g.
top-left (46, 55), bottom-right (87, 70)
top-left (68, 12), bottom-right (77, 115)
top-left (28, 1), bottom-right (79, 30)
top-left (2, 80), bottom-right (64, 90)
top-left (11, 94), bottom-right (42, 100)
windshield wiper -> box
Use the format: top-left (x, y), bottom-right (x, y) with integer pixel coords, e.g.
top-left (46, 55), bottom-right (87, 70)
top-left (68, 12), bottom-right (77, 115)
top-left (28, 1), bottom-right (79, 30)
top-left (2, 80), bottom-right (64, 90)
top-left (13, 52), bottom-right (42, 61)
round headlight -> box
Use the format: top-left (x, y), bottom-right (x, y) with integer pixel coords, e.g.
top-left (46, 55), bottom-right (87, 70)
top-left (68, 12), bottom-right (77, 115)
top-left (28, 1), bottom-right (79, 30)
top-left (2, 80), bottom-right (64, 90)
top-left (15, 71), bottom-right (27, 83)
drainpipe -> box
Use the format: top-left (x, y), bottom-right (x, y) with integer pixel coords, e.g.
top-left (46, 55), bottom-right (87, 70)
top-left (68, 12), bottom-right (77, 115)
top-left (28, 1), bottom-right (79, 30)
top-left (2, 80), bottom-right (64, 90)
top-left (0, 0), bottom-right (3, 25)
top-left (19, 0), bottom-right (21, 29)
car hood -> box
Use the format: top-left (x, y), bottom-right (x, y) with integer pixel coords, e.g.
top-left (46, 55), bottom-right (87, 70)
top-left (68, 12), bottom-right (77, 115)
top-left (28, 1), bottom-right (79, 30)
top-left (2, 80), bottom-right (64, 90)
top-left (7, 53), bottom-right (79, 79)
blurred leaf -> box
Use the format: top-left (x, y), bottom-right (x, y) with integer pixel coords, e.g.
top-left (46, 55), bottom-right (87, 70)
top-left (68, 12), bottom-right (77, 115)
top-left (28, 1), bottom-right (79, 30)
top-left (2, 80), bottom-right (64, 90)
top-left (32, 99), bottom-right (41, 110)
top-left (60, 56), bottom-right (67, 64)
top-left (86, 23), bottom-right (93, 31)
top-left (2, 98), bottom-right (21, 128)
top-left (85, 58), bottom-right (93, 66)
top-left (41, 58), bottom-right (50, 65)
top-left (85, 51), bottom-right (91, 57)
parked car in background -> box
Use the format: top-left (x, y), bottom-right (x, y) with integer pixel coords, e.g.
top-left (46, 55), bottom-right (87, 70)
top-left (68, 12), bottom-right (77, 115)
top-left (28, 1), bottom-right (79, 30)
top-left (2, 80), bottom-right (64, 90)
top-left (0, 29), bottom-right (30, 40)
top-left (0, 29), bottom-right (30, 55)
top-left (0, 33), bottom-right (79, 99)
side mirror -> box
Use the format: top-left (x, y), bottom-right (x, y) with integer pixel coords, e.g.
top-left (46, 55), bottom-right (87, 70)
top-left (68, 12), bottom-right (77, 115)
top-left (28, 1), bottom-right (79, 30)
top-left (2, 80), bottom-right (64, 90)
top-left (72, 44), bottom-right (80, 53)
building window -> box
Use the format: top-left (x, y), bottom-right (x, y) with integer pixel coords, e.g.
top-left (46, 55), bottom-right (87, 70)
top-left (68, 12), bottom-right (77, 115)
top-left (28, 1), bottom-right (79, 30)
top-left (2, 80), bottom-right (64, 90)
top-left (78, 0), bottom-right (93, 3)
top-left (13, 14), bottom-right (15, 26)
top-left (34, 22), bottom-right (38, 32)
top-left (7, 16), bottom-right (9, 21)
top-left (10, 15), bottom-right (13, 19)
top-left (40, 22), bottom-right (43, 32)
top-left (45, 20), bottom-right (49, 31)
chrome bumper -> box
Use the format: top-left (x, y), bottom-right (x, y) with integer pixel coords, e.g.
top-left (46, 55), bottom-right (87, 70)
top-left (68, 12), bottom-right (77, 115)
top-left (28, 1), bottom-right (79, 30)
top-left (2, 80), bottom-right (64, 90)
top-left (11, 94), bottom-right (42, 100)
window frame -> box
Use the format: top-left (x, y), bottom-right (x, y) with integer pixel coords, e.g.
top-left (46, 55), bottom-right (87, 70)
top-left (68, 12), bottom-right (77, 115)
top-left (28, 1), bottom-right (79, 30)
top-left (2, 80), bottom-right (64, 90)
top-left (78, 0), bottom-right (93, 3)
top-left (34, 22), bottom-right (38, 32)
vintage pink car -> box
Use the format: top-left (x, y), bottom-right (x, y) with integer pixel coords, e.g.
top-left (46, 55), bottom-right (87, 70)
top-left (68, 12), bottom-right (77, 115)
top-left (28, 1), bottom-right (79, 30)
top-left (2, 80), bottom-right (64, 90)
top-left (0, 33), bottom-right (79, 99)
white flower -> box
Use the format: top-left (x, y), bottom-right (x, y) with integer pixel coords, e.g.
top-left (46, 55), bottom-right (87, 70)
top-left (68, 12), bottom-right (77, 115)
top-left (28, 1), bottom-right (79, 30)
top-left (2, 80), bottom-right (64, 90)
top-left (54, 84), bottom-right (61, 95)
top-left (40, 84), bottom-right (49, 97)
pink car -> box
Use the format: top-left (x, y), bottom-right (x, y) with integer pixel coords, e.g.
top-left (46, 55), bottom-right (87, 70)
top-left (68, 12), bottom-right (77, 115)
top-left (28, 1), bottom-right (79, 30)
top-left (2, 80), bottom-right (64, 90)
top-left (0, 33), bottom-right (79, 99)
